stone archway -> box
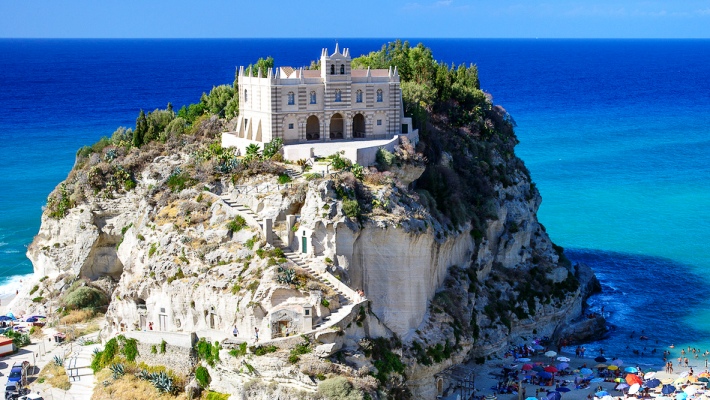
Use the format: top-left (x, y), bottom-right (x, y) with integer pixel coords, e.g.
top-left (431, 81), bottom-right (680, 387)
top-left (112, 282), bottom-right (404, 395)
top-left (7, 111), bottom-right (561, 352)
top-left (352, 114), bottom-right (366, 138)
top-left (306, 116), bottom-right (320, 140)
top-left (330, 113), bottom-right (344, 139)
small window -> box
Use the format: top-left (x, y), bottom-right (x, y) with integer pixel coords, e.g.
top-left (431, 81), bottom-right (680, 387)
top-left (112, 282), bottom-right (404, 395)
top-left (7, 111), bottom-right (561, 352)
top-left (305, 309), bottom-right (310, 316)
top-left (377, 119), bottom-right (382, 126)
top-left (244, 89), bottom-right (248, 102)
top-left (310, 91), bottom-right (317, 104)
top-left (287, 91), bottom-right (295, 105)
top-left (288, 123), bottom-right (294, 129)
top-left (376, 89), bottom-right (383, 102)
top-left (330, 65), bottom-right (335, 75)
top-left (335, 89), bottom-right (342, 102)
top-left (356, 90), bottom-right (362, 103)
top-left (340, 64), bottom-right (345, 74)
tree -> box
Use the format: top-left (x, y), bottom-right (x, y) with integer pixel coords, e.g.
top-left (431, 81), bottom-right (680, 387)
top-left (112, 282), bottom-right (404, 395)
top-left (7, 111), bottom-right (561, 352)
top-left (133, 109), bottom-right (147, 148)
top-left (244, 144), bottom-right (261, 160)
top-left (246, 56), bottom-right (274, 77)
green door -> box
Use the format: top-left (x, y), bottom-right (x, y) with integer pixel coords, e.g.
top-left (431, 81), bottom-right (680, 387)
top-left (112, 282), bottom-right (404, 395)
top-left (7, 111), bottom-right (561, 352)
top-left (301, 236), bottom-right (307, 253)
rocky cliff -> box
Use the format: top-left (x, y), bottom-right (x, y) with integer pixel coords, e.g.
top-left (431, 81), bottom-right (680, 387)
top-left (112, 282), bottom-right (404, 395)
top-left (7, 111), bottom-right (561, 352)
top-left (9, 46), bottom-right (602, 399)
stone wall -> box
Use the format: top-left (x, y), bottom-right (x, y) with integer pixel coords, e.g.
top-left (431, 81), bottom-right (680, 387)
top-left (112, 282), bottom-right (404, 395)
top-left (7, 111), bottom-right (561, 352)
top-left (124, 331), bottom-right (198, 377)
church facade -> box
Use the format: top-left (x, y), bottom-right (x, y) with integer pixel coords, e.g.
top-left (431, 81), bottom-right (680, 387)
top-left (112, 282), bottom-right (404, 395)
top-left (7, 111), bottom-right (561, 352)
top-left (230, 45), bottom-right (412, 145)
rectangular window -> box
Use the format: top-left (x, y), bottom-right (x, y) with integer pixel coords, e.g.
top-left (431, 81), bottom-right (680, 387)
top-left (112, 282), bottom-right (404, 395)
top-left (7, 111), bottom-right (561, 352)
top-left (377, 120), bottom-right (382, 126)
top-left (288, 123), bottom-right (294, 129)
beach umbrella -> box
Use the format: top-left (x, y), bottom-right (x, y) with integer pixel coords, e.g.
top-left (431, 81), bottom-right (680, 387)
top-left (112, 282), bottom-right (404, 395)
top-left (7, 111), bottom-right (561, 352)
top-left (608, 365), bottom-right (619, 371)
top-left (645, 372), bottom-right (657, 379)
top-left (581, 368), bottom-right (594, 376)
top-left (545, 366), bottom-right (559, 373)
top-left (662, 385), bottom-right (677, 395)
top-left (629, 383), bottom-right (641, 395)
top-left (517, 358), bottom-right (532, 362)
top-left (522, 364), bottom-right (533, 371)
top-left (526, 397), bottom-right (538, 400)
top-left (595, 356), bottom-right (608, 362)
top-left (676, 393), bottom-right (688, 400)
top-left (698, 377), bottom-right (709, 383)
top-left (556, 387), bottom-right (571, 393)
top-left (0, 316), bottom-right (11, 321)
top-left (545, 351), bottom-right (558, 358)
top-left (699, 372), bottom-right (710, 378)
top-left (688, 376), bottom-right (698, 383)
top-left (595, 363), bottom-right (608, 369)
top-left (683, 386), bottom-right (699, 396)
top-left (625, 367), bottom-right (639, 373)
top-left (614, 378), bottom-right (624, 383)
top-left (616, 383), bottom-right (630, 390)
top-left (557, 357), bottom-right (571, 362)
top-left (646, 379), bottom-right (662, 388)
top-left (539, 371), bottom-right (553, 379)
top-left (557, 363), bottom-right (570, 370)
top-left (5, 312), bottom-right (15, 320)
top-left (613, 359), bottom-right (624, 366)
top-left (596, 391), bottom-right (610, 397)
top-left (591, 378), bottom-right (604, 383)
top-left (547, 391), bottom-right (561, 400)
top-left (533, 366), bottom-right (545, 372)
top-left (533, 344), bottom-right (545, 350)
top-left (627, 374), bottom-right (643, 386)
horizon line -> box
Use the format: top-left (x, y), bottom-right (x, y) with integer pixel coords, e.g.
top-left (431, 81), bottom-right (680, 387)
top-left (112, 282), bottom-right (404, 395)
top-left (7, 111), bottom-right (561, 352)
top-left (2, 37), bottom-right (710, 40)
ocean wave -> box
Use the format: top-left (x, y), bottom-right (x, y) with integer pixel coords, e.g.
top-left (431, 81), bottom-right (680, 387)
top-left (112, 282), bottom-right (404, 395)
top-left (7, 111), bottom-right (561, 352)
top-left (3, 250), bottom-right (19, 254)
top-left (0, 273), bottom-right (35, 299)
top-left (0, 242), bottom-right (7, 247)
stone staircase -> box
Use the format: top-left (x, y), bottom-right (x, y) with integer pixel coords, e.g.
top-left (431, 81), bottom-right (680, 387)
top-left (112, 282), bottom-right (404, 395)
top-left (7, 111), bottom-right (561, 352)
top-left (218, 191), bottom-right (363, 331)
top-left (284, 167), bottom-right (303, 181)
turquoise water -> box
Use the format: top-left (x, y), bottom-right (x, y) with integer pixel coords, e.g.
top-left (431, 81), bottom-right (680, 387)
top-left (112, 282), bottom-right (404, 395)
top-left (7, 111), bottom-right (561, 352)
top-left (1, 39), bottom-right (709, 364)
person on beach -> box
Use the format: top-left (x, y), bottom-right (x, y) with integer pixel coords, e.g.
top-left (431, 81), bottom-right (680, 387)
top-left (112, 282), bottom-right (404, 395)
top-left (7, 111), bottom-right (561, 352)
top-left (233, 325), bottom-right (239, 337)
top-left (669, 361), bottom-right (674, 373)
top-left (685, 357), bottom-right (689, 367)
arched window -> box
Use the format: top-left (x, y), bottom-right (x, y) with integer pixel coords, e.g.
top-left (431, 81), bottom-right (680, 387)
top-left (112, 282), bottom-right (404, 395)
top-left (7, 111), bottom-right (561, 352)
top-left (340, 64), bottom-right (345, 74)
top-left (244, 89), bottom-right (248, 102)
top-left (310, 91), bottom-right (317, 104)
top-left (335, 89), bottom-right (342, 102)
top-left (287, 91), bottom-right (295, 105)
top-left (356, 90), bottom-right (363, 103)
top-left (330, 65), bottom-right (335, 75)
top-left (376, 89), bottom-right (383, 102)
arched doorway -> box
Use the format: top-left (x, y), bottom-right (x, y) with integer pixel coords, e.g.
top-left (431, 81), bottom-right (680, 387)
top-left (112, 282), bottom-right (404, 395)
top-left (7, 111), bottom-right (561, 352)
top-left (330, 113), bottom-right (344, 139)
top-left (352, 114), bottom-right (366, 138)
top-left (306, 116), bottom-right (320, 140)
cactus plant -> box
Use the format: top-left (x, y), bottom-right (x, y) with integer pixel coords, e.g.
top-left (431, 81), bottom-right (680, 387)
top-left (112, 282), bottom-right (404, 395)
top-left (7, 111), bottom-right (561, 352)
top-left (53, 355), bottom-right (64, 366)
top-left (109, 363), bottom-right (125, 379)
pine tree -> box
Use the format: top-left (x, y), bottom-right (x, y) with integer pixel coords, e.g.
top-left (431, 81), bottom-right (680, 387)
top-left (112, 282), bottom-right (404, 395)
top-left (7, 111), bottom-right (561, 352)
top-left (133, 109), bottom-right (147, 148)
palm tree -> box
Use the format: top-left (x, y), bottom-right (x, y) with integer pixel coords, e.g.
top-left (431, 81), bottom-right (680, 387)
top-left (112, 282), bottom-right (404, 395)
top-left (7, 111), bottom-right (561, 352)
top-left (244, 144), bottom-right (262, 161)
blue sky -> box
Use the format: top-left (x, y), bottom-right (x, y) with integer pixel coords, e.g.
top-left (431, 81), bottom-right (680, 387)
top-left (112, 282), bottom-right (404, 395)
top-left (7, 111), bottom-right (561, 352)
top-left (1, 0), bottom-right (709, 38)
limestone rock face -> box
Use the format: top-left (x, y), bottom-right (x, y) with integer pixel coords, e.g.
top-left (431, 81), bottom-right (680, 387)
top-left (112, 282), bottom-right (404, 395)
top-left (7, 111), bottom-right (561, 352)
top-left (11, 133), bottom-right (599, 400)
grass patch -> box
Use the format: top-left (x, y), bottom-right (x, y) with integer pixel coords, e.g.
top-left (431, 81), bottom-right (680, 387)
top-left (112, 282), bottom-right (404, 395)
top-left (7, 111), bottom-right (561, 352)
top-left (39, 362), bottom-right (71, 390)
top-left (60, 309), bottom-right (97, 324)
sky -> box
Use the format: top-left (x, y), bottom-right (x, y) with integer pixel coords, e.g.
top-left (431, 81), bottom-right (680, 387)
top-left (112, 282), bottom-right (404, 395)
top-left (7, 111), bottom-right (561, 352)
top-left (1, 0), bottom-right (709, 39)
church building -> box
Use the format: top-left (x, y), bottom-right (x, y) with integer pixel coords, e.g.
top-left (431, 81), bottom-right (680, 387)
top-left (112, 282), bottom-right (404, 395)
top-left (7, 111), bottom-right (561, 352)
top-left (227, 44), bottom-right (413, 145)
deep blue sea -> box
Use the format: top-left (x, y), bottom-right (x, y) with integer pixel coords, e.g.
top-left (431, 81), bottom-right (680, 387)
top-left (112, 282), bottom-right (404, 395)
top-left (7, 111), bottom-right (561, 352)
top-left (1, 39), bottom-right (709, 367)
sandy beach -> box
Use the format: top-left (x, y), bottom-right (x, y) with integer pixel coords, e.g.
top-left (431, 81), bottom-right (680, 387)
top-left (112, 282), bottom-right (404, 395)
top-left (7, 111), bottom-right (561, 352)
top-left (464, 345), bottom-right (710, 400)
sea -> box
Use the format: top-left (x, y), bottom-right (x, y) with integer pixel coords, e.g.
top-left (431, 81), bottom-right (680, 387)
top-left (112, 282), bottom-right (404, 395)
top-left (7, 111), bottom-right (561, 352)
top-left (1, 39), bottom-right (708, 369)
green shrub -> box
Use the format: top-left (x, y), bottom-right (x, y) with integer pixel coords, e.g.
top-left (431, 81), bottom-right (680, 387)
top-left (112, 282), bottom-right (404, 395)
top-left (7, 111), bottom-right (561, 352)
top-left (226, 215), bottom-right (246, 233)
top-left (167, 268), bottom-right (185, 284)
top-left (121, 337), bottom-right (139, 362)
top-left (321, 298), bottom-right (330, 308)
top-left (252, 345), bottom-right (278, 356)
top-left (277, 174), bottom-right (292, 184)
top-left (342, 199), bottom-right (360, 219)
top-left (160, 339), bottom-right (167, 354)
top-left (166, 172), bottom-right (194, 192)
top-left (32, 296), bottom-right (44, 303)
top-left (29, 285), bottom-right (39, 295)
top-left (61, 285), bottom-right (108, 311)
top-left (196, 339), bottom-right (221, 367)
top-left (229, 342), bottom-right (248, 358)
top-left (317, 377), bottom-right (364, 400)
top-left (205, 391), bottom-right (230, 400)
top-left (195, 365), bottom-right (211, 388)
top-left (148, 243), bottom-right (158, 257)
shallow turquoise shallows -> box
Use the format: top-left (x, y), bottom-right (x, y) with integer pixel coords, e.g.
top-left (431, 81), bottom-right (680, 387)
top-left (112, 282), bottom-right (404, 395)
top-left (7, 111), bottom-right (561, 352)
top-left (1, 39), bottom-right (708, 365)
